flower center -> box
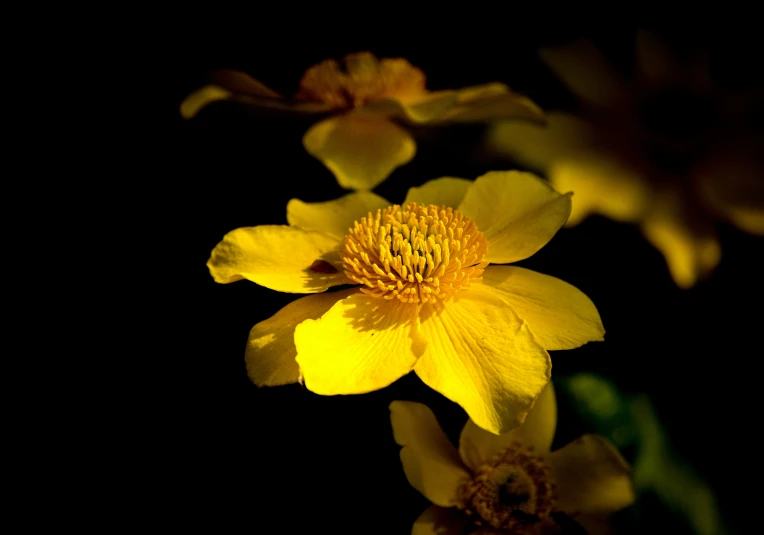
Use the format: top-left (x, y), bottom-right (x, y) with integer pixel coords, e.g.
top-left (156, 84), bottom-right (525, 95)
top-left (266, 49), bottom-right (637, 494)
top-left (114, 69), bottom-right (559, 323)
top-left (341, 203), bottom-right (488, 304)
top-left (458, 442), bottom-right (556, 533)
top-left (295, 51), bottom-right (428, 109)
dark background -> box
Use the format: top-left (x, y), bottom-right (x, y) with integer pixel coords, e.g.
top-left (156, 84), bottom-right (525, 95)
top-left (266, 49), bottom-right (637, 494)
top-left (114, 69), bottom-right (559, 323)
top-left (164, 15), bottom-right (762, 533)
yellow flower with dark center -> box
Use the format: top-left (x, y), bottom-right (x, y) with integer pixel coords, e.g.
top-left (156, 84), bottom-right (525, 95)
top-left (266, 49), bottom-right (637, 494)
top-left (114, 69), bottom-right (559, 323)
top-left (390, 384), bottom-right (635, 534)
top-left (487, 31), bottom-right (764, 288)
top-left (208, 171), bottom-right (605, 434)
top-left (182, 52), bottom-right (544, 190)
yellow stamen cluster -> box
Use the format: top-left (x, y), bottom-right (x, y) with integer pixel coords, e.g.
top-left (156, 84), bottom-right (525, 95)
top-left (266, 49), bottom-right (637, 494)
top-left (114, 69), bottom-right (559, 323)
top-left (342, 203), bottom-right (488, 304)
top-left (457, 442), bottom-right (556, 534)
top-left (295, 52), bottom-right (427, 109)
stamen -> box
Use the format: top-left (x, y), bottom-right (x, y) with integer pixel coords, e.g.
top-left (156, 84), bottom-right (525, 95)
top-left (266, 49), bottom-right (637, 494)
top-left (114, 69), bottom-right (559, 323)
top-left (295, 52), bottom-right (428, 109)
top-left (341, 203), bottom-right (488, 304)
top-left (457, 442), bottom-right (556, 534)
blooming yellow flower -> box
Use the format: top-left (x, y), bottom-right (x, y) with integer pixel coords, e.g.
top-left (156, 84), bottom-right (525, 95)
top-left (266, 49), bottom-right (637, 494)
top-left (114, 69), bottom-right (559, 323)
top-left (390, 384), bottom-right (635, 534)
top-left (486, 31), bottom-right (764, 288)
top-left (182, 52), bottom-right (544, 190)
top-left (208, 171), bottom-right (604, 434)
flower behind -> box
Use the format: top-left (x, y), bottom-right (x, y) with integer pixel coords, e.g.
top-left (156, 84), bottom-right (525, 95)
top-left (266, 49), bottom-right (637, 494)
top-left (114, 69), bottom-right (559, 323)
top-left (207, 171), bottom-right (605, 434)
top-left (182, 52), bottom-right (545, 190)
top-left (487, 31), bottom-right (764, 288)
top-left (390, 384), bottom-right (635, 534)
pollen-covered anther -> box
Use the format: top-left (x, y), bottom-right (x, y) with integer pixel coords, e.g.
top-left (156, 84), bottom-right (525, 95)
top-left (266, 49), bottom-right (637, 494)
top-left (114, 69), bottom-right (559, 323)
top-left (341, 203), bottom-right (489, 304)
top-left (456, 442), bottom-right (556, 534)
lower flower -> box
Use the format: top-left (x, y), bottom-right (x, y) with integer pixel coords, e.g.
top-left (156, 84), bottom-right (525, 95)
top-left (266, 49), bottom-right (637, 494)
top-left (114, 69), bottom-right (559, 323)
top-left (390, 384), bottom-right (635, 534)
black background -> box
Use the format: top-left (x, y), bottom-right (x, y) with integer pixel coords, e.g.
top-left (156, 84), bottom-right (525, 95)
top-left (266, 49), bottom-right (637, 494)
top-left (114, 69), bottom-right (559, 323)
top-left (163, 14), bottom-right (762, 534)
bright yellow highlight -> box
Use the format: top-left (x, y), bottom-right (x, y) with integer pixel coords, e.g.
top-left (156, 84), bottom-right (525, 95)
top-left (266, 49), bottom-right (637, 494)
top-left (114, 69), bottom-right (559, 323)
top-left (208, 172), bottom-right (605, 434)
top-left (295, 52), bottom-right (427, 109)
top-left (182, 52), bottom-right (544, 190)
top-left (343, 203), bottom-right (488, 303)
top-left (391, 385), bottom-right (635, 535)
top-left (487, 30), bottom-right (764, 288)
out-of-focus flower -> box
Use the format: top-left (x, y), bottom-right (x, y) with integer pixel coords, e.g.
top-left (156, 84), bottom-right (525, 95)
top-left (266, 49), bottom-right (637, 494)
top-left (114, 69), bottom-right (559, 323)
top-left (182, 52), bottom-right (544, 190)
top-left (487, 31), bottom-right (764, 288)
top-left (208, 171), bottom-right (604, 434)
top-left (390, 384), bottom-right (635, 534)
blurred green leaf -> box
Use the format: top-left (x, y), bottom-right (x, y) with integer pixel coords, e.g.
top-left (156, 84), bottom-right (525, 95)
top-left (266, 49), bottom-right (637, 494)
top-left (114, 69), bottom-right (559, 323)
top-left (556, 374), bottom-right (728, 535)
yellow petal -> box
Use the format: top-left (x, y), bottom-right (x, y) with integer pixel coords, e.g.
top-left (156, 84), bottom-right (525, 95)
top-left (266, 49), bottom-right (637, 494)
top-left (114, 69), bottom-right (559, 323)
top-left (245, 289), bottom-right (357, 386)
top-left (404, 177), bottom-right (472, 208)
top-left (548, 435), bottom-right (635, 516)
top-left (441, 83), bottom-right (545, 125)
top-left (485, 112), bottom-right (595, 171)
top-left (180, 85), bottom-right (233, 119)
top-left (479, 266), bottom-right (604, 351)
top-left (457, 171), bottom-right (572, 264)
top-left (207, 225), bottom-right (345, 293)
top-left (548, 153), bottom-right (651, 226)
top-left (287, 191), bottom-right (391, 239)
top-left (180, 70), bottom-right (333, 119)
top-left (539, 40), bottom-right (627, 107)
top-left (390, 402), bottom-right (471, 507)
top-left (640, 188), bottom-right (721, 289)
top-left (303, 115), bottom-right (416, 190)
top-left (294, 293), bottom-right (425, 394)
top-left (414, 285), bottom-right (551, 435)
top-left (458, 383), bottom-right (557, 472)
top-left (362, 91), bottom-right (460, 123)
top-left (411, 505), bottom-right (474, 535)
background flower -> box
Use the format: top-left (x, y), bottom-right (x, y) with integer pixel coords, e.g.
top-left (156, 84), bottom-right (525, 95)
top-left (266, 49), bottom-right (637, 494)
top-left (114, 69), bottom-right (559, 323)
top-left (486, 30), bottom-right (764, 288)
top-left (181, 52), bottom-right (544, 191)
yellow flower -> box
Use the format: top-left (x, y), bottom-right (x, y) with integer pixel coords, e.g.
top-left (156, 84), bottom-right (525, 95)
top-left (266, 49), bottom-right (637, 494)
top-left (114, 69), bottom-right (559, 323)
top-left (487, 31), bottom-right (764, 288)
top-left (182, 52), bottom-right (544, 190)
top-left (208, 171), bottom-right (605, 434)
top-left (390, 384), bottom-right (635, 534)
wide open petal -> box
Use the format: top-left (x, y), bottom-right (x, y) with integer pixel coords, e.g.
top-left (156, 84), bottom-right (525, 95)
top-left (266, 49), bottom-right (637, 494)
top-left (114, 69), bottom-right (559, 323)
top-left (412, 505), bottom-right (474, 535)
top-left (548, 153), bottom-right (650, 226)
top-left (246, 289), bottom-right (357, 386)
top-left (548, 435), bottom-right (635, 516)
top-left (458, 383), bottom-right (556, 472)
top-left (404, 177), bottom-right (472, 209)
top-left (294, 293), bottom-right (425, 394)
top-left (207, 225), bottom-right (345, 293)
top-left (457, 171), bottom-right (571, 264)
top-left (303, 114), bottom-right (416, 190)
top-left (640, 188), bottom-right (721, 289)
top-left (414, 285), bottom-right (551, 435)
top-left (539, 40), bottom-right (628, 107)
top-left (286, 191), bottom-right (391, 240)
top-left (479, 266), bottom-right (604, 351)
top-left (390, 401), bottom-right (471, 507)
top-left (486, 112), bottom-right (596, 172)
top-left (440, 83), bottom-right (545, 125)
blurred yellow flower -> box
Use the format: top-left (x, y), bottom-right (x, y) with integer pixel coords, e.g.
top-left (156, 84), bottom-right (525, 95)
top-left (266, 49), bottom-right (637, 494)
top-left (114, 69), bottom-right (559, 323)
top-left (487, 31), bottom-right (764, 288)
top-left (208, 171), bottom-right (604, 434)
top-left (182, 52), bottom-right (544, 190)
top-left (390, 384), bottom-right (635, 534)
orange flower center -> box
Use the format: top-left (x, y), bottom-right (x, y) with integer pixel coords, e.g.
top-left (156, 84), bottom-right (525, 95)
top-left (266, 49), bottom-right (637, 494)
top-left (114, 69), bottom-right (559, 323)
top-left (458, 442), bottom-right (556, 534)
top-left (341, 203), bottom-right (488, 304)
top-left (295, 51), bottom-right (428, 109)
